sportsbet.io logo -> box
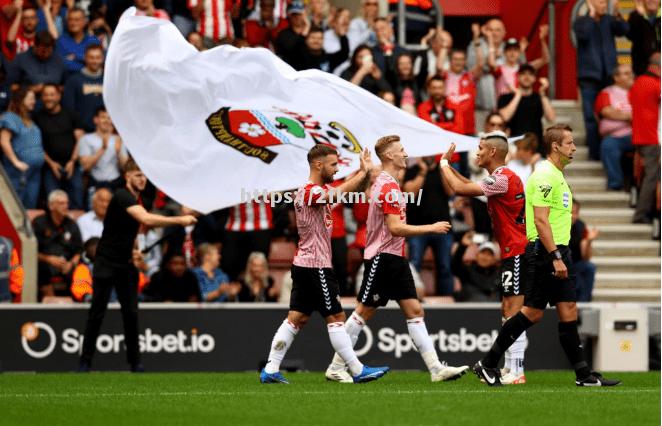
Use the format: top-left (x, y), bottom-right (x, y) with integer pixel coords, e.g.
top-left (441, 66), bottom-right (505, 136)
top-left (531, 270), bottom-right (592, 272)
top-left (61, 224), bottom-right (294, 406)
top-left (19, 322), bottom-right (216, 359)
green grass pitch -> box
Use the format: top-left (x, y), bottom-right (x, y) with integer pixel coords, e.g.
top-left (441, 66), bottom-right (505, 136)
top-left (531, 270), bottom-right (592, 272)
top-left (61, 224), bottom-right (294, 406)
top-left (0, 371), bottom-right (659, 425)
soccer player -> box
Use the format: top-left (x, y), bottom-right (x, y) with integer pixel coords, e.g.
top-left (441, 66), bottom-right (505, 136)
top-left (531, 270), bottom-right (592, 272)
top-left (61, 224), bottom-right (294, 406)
top-left (259, 144), bottom-right (389, 384)
top-left (439, 131), bottom-right (528, 385)
top-left (473, 125), bottom-right (621, 387)
top-left (325, 135), bottom-right (469, 383)
top-left (78, 159), bottom-right (197, 372)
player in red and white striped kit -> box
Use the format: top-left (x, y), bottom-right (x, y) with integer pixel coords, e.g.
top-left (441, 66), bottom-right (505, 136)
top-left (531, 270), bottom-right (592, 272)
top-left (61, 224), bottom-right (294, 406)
top-left (439, 131), bottom-right (529, 385)
top-left (260, 144), bottom-right (390, 384)
top-left (326, 135), bottom-right (469, 383)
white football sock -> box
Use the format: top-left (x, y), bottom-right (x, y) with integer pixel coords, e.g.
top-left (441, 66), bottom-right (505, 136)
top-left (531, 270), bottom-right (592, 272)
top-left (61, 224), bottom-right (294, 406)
top-left (264, 319), bottom-right (298, 374)
top-left (509, 331), bottom-right (527, 375)
top-left (327, 322), bottom-right (363, 376)
top-left (329, 311), bottom-right (365, 370)
top-left (407, 317), bottom-right (442, 374)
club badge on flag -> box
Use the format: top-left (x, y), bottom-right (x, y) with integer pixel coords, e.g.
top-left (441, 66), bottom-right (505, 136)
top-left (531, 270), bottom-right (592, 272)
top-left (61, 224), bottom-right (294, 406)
top-left (104, 8), bottom-right (483, 214)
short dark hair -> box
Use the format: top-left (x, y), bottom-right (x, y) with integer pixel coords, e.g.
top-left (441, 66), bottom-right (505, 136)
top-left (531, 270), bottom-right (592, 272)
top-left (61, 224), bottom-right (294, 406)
top-left (544, 124), bottom-right (572, 154)
top-left (34, 31), bottom-right (55, 47)
top-left (307, 144), bottom-right (338, 163)
top-left (307, 25), bottom-right (324, 35)
top-left (426, 74), bottom-right (445, 87)
top-left (41, 83), bottom-right (60, 94)
top-left (85, 43), bottom-right (104, 55)
top-left (449, 48), bottom-right (465, 58)
top-left (67, 7), bottom-right (86, 17)
top-left (94, 106), bottom-right (107, 116)
top-left (123, 157), bottom-right (141, 174)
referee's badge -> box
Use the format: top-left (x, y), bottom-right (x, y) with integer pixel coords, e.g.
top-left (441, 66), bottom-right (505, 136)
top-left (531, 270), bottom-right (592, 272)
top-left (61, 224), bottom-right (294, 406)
top-left (563, 192), bottom-right (569, 208)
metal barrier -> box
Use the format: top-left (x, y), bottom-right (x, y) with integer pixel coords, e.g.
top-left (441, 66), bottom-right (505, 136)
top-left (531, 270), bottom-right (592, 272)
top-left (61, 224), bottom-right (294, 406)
top-left (396, 0), bottom-right (444, 50)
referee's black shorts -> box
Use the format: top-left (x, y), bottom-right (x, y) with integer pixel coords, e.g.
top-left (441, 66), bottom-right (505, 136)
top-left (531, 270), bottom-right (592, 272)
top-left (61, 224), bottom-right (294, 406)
top-left (524, 241), bottom-right (577, 310)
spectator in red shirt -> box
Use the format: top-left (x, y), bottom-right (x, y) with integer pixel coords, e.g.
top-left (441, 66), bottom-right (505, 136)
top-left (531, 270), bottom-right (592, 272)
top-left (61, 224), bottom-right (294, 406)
top-left (441, 49), bottom-right (481, 135)
top-left (244, 0), bottom-right (288, 49)
top-left (5, 2), bottom-right (42, 60)
top-left (630, 52), bottom-right (661, 223)
top-left (417, 75), bottom-right (462, 134)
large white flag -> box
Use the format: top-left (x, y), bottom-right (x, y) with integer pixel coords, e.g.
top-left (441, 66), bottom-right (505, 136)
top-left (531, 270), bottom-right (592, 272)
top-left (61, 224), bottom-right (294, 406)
top-left (104, 8), bottom-right (480, 214)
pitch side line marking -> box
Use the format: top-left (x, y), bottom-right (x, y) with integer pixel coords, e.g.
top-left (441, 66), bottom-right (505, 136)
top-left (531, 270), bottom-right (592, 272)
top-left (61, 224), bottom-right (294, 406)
top-left (0, 389), bottom-right (657, 398)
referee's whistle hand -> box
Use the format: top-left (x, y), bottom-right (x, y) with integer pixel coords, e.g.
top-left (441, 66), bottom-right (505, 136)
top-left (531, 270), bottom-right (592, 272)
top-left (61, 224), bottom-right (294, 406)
top-left (552, 259), bottom-right (568, 279)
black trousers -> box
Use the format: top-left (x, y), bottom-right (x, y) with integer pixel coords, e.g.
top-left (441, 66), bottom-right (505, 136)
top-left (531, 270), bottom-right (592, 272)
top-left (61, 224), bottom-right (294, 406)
top-left (221, 230), bottom-right (271, 281)
top-left (81, 266), bottom-right (140, 366)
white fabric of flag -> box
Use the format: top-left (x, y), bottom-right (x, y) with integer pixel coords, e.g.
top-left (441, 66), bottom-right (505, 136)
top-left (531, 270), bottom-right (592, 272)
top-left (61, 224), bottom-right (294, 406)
top-left (104, 8), bottom-right (480, 214)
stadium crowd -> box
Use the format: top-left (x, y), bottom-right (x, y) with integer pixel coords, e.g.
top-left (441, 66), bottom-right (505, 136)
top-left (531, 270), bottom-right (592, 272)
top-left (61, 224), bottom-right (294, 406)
top-left (0, 0), bottom-right (659, 304)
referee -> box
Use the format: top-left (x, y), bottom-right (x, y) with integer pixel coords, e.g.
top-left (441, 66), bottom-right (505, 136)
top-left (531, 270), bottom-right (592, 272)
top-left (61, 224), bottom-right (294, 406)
top-left (78, 159), bottom-right (197, 372)
top-left (474, 124), bottom-right (620, 387)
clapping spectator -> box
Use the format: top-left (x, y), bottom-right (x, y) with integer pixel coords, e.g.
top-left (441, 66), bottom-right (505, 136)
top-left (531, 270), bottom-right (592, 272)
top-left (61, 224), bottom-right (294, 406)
top-left (570, 199), bottom-right (599, 302)
top-left (627, 0), bottom-right (661, 76)
top-left (630, 52), bottom-right (661, 224)
top-left (323, 7), bottom-right (350, 62)
top-left (451, 231), bottom-right (500, 302)
top-left (36, 0), bottom-right (68, 38)
top-left (573, 0), bottom-right (628, 160)
top-left (497, 64), bottom-right (555, 151)
top-left (55, 7), bottom-right (100, 74)
top-left (489, 25), bottom-right (549, 98)
top-left (0, 86), bottom-right (44, 208)
top-left (62, 43), bottom-right (104, 132)
top-left (347, 0), bottom-right (378, 50)
top-left (341, 44), bottom-right (391, 96)
top-left (371, 17), bottom-right (407, 78)
top-left (34, 189), bottom-right (83, 299)
top-left (7, 31), bottom-right (67, 92)
top-left (237, 251), bottom-right (278, 302)
top-left (193, 243), bottom-right (238, 303)
top-left (143, 252), bottom-right (201, 302)
top-left (78, 106), bottom-right (128, 199)
top-left (34, 83), bottom-right (85, 209)
top-left (441, 48), bottom-right (482, 136)
top-left (467, 18), bottom-right (507, 112)
top-left (595, 64), bottom-right (635, 190)
top-left (76, 187), bottom-right (110, 242)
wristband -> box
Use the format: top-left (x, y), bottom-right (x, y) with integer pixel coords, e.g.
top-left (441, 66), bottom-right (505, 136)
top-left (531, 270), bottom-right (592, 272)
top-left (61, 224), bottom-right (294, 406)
top-left (549, 249), bottom-right (562, 261)
top-left (440, 159), bottom-right (449, 168)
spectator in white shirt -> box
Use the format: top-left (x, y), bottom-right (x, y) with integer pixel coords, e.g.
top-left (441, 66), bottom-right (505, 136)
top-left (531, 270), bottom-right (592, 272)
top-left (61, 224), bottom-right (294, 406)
top-left (76, 187), bottom-right (111, 243)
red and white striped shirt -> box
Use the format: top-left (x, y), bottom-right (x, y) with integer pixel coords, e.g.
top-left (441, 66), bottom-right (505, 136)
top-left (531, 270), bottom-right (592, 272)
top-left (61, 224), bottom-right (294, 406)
top-left (365, 171), bottom-right (406, 259)
top-left (292, 183), bottom-right (333, 268)
top-left (188, 0), bottom-right (235, 42)
top-left (226, 200), bottom-right (273, 232)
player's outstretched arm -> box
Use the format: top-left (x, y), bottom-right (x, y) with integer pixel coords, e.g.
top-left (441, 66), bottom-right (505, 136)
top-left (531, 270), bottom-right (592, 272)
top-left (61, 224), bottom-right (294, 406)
top-left (439, 143), bottom-right (484, 196)
top-left (385, 214), bottom-right (451, 237)
top-left (127, 205), bottom-right (198, 228)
